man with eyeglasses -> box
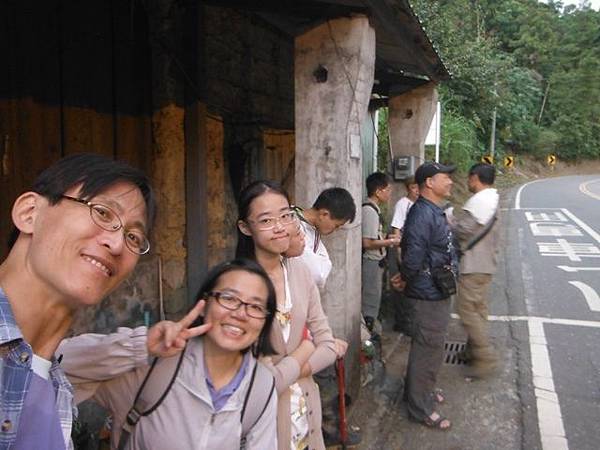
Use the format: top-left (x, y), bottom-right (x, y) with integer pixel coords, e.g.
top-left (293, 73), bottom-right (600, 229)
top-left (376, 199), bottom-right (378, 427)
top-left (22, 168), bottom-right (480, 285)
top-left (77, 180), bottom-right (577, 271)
top-left (0, 153), bottom-right (155, 449)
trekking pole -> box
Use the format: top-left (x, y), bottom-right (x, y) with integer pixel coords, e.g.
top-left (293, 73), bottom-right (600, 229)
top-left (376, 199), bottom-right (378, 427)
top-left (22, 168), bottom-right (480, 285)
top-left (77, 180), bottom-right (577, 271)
top-left (336, 357), bottom-right (348, 449)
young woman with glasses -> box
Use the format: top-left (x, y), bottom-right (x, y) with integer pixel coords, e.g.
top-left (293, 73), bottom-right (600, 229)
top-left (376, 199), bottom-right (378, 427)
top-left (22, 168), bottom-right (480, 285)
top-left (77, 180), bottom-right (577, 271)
top-left (236, 180), bottom-right (337, 450)
top-left (58, 259), bottom-right (279, 449)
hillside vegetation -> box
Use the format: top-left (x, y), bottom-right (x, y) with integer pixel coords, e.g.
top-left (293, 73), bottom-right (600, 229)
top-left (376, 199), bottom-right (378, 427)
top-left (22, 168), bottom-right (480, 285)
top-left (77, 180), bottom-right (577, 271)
top-left (389, 0), bottom-right (600, 168)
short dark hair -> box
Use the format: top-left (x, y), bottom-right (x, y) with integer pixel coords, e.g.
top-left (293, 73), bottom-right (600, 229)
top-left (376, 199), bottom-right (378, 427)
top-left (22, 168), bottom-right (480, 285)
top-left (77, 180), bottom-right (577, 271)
top-left (469, 163), bottom-right (495, 185)
top-left (403, 176), bottom-right (417, 188)
top-left (366, 172), bottom-right (390, 197)
top-left (312, 187), bottom-right (356, 223)
top-left (235, 180), bottom-right (290, 260)
top-left (7, 153), bottom-right (155, 249)
top-left (192, 258), bottom-right (277, 357)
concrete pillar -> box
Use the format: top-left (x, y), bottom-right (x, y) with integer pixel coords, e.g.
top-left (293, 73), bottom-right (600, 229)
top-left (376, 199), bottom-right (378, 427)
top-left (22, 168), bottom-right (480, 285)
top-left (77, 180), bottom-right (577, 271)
top-left (388, 82), bottom-right (438, 206)
top-left (388, 82), bottom-right (438, 162)
top-left (295, 16), bottom-right (376, 395)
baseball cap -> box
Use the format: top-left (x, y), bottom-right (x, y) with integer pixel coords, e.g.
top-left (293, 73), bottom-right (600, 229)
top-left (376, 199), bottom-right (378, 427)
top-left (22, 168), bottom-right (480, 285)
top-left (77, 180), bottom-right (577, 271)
top-left (414, 162), bottom-right (456, 185)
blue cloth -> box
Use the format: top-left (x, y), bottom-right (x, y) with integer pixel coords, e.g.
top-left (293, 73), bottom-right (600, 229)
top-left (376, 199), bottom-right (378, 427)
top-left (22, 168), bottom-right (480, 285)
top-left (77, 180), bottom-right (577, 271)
top-left (205, 352), bottom-right (250, 412)
top-left (0, 288), bottom-right (74, 449)
top-left (13, 372), bottom-right (65, 450)
top-left (400, 196), bottom-right (459, 301)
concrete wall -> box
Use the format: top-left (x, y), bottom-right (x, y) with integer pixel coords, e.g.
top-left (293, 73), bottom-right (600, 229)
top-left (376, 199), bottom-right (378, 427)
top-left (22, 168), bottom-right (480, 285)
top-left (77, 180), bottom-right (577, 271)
top-left (295, 16), bottom-right (376, 395)
top-left (205, 7), bottom-right (294, 129)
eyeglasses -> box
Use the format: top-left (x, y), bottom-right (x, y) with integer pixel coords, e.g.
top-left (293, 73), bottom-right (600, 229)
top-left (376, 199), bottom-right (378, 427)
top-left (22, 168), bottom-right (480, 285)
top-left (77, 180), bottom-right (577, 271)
top-left (61, 195), bottom-right (150, 255)
top-left (207, 291), bottom-right (270, 319)
top-left (247, 210), bottom-right (297, 231)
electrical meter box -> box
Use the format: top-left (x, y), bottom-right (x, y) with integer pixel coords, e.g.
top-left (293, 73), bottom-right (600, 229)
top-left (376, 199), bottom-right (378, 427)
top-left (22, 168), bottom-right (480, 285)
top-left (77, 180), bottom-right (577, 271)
top-left (393, 155), bottom-right (417, 180)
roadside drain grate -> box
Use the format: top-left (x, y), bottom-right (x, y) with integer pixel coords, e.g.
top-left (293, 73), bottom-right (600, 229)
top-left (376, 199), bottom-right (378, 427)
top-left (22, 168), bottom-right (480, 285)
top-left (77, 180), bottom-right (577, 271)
top-left (443, 341), bottom-right (468, 365)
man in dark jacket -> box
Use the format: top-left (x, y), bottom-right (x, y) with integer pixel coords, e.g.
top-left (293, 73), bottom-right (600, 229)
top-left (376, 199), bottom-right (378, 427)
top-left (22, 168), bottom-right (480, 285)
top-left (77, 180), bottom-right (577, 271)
top-left (400, 161), bottom-right (458, 430)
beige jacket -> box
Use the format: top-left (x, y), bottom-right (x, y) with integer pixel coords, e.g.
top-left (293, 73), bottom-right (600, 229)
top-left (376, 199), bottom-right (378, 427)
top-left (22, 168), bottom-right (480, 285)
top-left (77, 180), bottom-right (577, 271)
top-left (261, 257), bottom-right (337, 450)
top-left (58, 330), bottom-right (278, 449)
top-left (453, 209), bottom-right (500, 275)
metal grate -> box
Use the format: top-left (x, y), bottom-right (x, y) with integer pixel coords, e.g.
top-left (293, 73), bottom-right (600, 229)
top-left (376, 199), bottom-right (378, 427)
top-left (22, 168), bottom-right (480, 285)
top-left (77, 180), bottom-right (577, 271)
top-left (443, 341), bottom-right (468, 365)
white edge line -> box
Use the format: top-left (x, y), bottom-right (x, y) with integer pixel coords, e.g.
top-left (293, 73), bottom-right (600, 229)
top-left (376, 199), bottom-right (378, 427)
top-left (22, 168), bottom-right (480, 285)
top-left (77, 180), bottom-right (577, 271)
top-left (515, 179), bottom-right (545, 210)
top-left (450, 313), bottom-right (600, 328)
top-left (561, 208), bottom-right (600, 245)
top-left (529, 320), bottom-right (569, 450)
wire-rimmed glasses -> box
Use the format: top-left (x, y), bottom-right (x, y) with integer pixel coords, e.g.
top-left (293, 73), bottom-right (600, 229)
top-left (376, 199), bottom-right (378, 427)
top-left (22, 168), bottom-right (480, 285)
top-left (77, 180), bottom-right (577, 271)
top-left (61, 195), bottom-right (150, 255)
top-left (246, 210), bottom-right (297, 231)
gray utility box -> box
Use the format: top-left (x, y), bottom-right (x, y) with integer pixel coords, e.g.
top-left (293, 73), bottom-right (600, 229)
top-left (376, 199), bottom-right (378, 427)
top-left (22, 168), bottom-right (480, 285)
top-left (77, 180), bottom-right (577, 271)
top-left (393, 155), bottom-right (418, 180)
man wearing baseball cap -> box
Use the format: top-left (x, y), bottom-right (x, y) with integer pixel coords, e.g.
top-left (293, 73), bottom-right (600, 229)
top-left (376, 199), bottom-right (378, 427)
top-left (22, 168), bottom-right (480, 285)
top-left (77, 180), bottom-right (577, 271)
top-left (399, 161), bottom-right (458, 430)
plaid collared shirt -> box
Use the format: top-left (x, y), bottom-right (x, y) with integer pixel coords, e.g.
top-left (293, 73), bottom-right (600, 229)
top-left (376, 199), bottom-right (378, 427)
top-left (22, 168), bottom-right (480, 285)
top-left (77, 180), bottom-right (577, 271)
top-left (0, 288), bottom-right (74, 449)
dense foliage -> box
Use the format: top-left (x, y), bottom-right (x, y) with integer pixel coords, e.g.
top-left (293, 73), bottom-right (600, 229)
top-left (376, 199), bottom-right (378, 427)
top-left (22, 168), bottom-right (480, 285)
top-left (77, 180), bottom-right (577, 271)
top-left (410, 0), bottom-right (600, 162)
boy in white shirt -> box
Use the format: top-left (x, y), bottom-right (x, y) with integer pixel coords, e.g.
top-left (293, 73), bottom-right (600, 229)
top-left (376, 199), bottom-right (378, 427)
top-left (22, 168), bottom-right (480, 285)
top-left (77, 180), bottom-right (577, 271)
top-left (292, 187), bottom-right (361, 447)
top-left (390, 176), bottom-right (419, 334)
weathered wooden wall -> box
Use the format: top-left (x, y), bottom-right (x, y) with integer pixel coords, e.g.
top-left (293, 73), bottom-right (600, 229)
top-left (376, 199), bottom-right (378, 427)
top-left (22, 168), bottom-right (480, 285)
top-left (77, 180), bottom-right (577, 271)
top-left (202, 6), bottom-right (296, 261)
top-left (0, 0), bottom-right (153, 259)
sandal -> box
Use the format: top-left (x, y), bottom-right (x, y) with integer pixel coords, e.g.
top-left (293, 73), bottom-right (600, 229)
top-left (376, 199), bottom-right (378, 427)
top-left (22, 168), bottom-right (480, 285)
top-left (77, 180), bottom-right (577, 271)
top-left (422, 412), bottom-right (451, 430)
top-left (432, 388), bottom-right (445, 404)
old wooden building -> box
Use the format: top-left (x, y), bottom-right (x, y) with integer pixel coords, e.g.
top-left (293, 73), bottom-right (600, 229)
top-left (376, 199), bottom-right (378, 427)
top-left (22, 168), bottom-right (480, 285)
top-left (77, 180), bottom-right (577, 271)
top-left (0, 0), bottom-right (448, 405)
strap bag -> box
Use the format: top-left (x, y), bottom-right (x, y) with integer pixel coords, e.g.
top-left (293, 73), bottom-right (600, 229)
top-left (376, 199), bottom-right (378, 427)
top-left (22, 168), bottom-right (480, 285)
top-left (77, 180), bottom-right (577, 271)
top-left (117, 345), bottom-right (275, 450)
top-left (430, 265), bottom-right (457, 297)
top-left (457, 212), bottom-right (498, 258)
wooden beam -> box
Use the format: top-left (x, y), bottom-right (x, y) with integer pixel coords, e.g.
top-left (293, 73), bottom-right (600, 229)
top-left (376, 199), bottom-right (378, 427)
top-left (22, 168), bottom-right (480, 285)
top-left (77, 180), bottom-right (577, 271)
top-left (199, 0), bottom-right (369, 18)
top-left (184, 1), bottom-right (209, 306)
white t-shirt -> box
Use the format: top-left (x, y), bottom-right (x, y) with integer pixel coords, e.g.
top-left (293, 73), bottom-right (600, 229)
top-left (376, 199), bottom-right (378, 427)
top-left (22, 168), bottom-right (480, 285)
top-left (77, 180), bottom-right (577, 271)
top-left (296, 221), bottom-right (332, 289)
top-left (463, 188), bottom-right (499, 225)
top-left (31, 354), bottom-right (52, 380)
top-left (391, 197), bottom-right (414, 231)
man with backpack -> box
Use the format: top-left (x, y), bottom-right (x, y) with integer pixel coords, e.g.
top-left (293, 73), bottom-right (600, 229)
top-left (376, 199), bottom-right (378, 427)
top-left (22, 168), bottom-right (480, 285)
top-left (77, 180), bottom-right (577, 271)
top-left (361, 172), bottom-right (400, 333)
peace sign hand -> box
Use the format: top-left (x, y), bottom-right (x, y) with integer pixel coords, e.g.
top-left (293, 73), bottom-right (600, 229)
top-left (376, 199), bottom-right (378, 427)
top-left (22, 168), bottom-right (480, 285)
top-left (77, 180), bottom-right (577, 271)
top-left (146, 300), bottom-right (213, 358)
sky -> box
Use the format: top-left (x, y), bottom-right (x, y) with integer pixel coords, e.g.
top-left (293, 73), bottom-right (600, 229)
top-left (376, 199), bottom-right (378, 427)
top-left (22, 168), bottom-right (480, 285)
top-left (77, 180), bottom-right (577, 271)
top-left (542, 0), bottom-right (600, 10)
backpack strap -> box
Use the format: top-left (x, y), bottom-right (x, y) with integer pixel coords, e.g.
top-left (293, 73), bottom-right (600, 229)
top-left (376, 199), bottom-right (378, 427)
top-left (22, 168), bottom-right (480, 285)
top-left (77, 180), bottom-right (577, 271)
top-left (117, 346), bottom-right (187, 450)
top-left (239, 361), bottom-right (276, 449)
top-left (362, 202), bottom-right (384, 256)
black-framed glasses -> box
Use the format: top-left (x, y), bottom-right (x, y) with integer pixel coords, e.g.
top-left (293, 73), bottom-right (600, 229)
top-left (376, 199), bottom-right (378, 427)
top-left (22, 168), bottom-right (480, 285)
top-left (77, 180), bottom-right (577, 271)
top-left (246, 210), bottom-right (297, 231)
top-left (61, 195), bottom-right (150, 255)
top-left (207, 291), bottom-right (270, 319)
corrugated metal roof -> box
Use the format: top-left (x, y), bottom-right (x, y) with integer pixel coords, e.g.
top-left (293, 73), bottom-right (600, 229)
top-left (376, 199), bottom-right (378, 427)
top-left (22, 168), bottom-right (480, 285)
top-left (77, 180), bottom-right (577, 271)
top-left (203, 0), bottom-right (450, 95)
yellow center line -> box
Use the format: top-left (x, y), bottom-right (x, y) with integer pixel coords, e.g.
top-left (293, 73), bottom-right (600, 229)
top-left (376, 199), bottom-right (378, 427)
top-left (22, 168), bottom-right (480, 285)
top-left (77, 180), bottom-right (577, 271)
top-left (579, 179), bottom-right (600, 201)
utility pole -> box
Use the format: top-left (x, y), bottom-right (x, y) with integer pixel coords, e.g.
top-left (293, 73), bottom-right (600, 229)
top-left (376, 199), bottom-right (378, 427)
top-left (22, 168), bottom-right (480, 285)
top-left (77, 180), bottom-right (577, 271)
top-left (490, 81), bottom-right (498, 160)
top-left (538, 81), bottom-right (550, 125)
top-left (434, 101), bottom-right (441, 163)
top-left (489, 107), bottom-right (497, 160)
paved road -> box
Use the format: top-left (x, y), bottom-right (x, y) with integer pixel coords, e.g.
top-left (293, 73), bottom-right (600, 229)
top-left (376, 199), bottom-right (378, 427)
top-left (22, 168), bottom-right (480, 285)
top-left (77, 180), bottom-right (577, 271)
top-left (351, 174), bottom-right (600, 450)
top-left (511, 174), bottom-right (600, 450)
